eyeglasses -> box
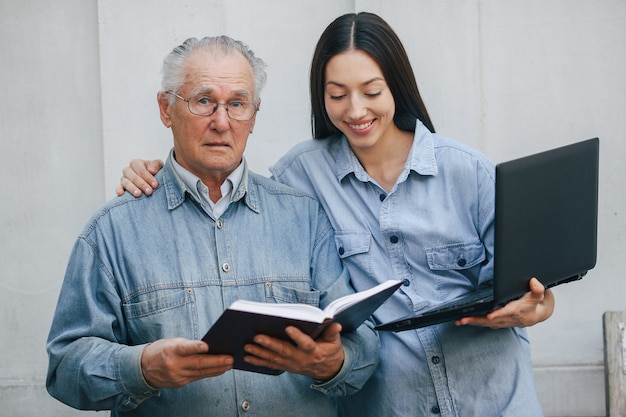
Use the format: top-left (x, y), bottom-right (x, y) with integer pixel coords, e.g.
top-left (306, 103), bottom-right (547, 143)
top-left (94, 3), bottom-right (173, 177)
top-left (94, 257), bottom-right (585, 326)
top-left (167, 91), bottom-right (258, 121)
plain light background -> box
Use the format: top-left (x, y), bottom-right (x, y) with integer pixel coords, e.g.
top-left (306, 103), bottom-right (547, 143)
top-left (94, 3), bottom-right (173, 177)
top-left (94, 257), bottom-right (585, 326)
top-left (1, 1), bottom-right (624, 416)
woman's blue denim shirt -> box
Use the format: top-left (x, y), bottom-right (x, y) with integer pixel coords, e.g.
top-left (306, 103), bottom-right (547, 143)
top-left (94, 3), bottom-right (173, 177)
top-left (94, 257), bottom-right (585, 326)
top-left (271, 120), bottom-right (543, 417)
top-left (46, 155), bottom-right (379, 417)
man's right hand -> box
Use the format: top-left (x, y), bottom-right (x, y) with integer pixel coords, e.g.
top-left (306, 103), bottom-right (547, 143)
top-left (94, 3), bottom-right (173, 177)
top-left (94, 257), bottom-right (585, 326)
top-left (140, 338), bottom-right (234, 388)
top-left (116, 159), bottom-right (164, 197)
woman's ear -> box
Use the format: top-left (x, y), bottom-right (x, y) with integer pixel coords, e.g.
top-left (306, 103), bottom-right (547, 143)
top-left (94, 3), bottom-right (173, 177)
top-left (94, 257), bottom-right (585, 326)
top-left (158, 92), bottom-right (173, 128)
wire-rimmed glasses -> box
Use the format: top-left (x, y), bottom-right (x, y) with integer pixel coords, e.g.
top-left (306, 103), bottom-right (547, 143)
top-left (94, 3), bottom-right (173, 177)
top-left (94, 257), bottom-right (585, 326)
top-left (167, 91), bottom-right (258, 121)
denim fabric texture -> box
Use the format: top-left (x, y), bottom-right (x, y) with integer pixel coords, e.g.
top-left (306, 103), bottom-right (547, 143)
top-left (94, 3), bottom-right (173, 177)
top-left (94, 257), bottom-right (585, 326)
top-left (46, 155), bottom-right (379, 417)
top-left (270, 120), bottom-right (544, 417)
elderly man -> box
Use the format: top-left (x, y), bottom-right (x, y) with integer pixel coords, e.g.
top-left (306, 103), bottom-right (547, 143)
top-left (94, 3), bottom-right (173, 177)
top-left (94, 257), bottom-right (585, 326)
top-left (46, 36), bottom-right (378, 417)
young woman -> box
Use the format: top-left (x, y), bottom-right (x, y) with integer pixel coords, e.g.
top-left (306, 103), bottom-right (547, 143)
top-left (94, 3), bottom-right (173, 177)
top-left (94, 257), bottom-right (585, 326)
top-left (118, 12), bottom-right (552, 417)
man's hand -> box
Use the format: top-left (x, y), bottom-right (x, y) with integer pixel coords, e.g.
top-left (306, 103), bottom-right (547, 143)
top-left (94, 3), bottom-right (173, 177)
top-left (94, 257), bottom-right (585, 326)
top-left (140, 338), bottom-right (234, 388)
top-left (242, 323), bottom-right (345, 381)
top-left (116, 159), bottom-right (164, 197)
top-left (455, 277), bottom-right (555, 329)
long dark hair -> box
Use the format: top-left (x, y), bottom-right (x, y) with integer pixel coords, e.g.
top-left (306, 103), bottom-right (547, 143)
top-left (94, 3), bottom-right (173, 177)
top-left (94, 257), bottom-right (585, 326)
top-left (310, 12), bottom-right (435, 139)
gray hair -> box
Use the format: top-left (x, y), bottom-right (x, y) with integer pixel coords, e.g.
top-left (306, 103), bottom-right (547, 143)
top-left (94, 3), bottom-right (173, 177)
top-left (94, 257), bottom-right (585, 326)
top-left (161, 36), bottom-right (267, 105)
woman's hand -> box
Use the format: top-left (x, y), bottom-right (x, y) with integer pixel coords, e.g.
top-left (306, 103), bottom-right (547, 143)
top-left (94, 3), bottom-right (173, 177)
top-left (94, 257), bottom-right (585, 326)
top-left (455, 277), bottom-right (555, 329)
top-left (116, 159), bottom-right (164, 197)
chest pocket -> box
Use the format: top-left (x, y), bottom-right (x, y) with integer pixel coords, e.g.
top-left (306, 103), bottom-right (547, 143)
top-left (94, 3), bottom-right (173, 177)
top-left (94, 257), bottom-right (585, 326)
top-left (425, 240), bottom-right (486, 271)
top-left (265, 282), bottom-right (320, 306)
top-left (122, 288), bottom-right (197, 343)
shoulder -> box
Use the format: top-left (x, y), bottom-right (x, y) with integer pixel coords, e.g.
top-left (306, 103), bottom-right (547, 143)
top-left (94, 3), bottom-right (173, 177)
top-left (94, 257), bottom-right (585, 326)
top-left (75, 195), bottom-right (131, 241)
top-left (431, 133), bottom-right (495, 180)
top-left (270, 137), bottom-right (341, 178)
top-left (432, 134), bottom-right (494, 166)
top-left (78, 186), bottom-right (166, 240)
top-left (246, 171), bottom-right (333, 232)
top-left (279, 138), bottom-right (336, 159)
top-left (247, 171), bottom-right (317, 201)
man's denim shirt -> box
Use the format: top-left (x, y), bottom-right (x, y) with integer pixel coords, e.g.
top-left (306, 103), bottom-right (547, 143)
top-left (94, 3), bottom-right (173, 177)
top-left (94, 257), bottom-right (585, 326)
top-left (46, 154), bottom-right (379, 417)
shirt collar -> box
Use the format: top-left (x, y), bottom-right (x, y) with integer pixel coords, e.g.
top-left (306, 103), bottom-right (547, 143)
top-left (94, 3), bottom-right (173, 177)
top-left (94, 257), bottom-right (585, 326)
top-left (333, 119), bottom-right (439, 183)
top-left (163, 149), bottom-right (249, 211)
top-left (171, 150), bottom-right (243, 199)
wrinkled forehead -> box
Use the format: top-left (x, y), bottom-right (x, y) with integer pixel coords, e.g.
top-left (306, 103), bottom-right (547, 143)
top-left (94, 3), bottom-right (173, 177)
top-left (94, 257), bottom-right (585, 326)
top-left (181, 48), bottom-right (255, 98)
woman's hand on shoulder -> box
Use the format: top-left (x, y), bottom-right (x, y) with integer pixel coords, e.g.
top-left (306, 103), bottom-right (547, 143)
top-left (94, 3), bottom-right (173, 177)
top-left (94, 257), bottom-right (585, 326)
top-left (116, 159), bottom-right (164, 197)
top-left (455, 277), bottom-right (555, 329)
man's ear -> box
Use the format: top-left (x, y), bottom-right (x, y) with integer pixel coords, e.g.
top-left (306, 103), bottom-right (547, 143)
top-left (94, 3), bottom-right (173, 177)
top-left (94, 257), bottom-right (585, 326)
top-left (158, 92), bottom-right (172, 128)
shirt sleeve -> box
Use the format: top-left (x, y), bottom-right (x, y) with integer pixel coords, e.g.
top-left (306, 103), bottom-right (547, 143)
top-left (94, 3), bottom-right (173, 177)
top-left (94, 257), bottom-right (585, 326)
top-left (46, 237), bottom-right (160, 411)
top-left (305, 208), bottom-right (380, 397)
top-left (310, 320), bottom-right (379, 396)
top-left (475, 155), bottom-right (496, 288)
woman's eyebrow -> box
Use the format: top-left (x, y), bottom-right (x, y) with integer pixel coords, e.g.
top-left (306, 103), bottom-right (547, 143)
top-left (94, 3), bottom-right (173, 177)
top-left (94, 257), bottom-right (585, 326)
top-left (325, 77), bottom-right (385, 88)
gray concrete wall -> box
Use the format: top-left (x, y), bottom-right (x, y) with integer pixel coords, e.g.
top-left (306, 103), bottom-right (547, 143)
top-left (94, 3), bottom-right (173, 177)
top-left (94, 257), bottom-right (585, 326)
top-left (0, 0), bottom-right (102, 415)
top-left (1, 1), bottom-right (624, 416)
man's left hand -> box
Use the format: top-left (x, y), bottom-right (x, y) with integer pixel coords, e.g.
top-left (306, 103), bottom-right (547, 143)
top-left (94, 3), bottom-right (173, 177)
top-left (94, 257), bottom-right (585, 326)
top-left (242, 322), bottom-right (345, 381)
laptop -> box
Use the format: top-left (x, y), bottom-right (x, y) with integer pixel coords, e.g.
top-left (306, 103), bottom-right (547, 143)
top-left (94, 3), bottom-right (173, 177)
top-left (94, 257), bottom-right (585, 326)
top-left (375, 137), bottom-right (599, 332)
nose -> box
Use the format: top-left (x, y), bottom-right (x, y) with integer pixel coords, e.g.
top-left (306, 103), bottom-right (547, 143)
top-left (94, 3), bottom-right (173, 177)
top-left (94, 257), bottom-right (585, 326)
top-left (209, 103), bottom-right (230, 132)
top-left (346, 94), bottom-right (367, 119)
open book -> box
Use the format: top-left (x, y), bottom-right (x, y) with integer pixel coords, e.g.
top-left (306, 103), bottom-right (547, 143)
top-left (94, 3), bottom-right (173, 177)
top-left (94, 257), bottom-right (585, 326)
top-left (201, 279), bottom-right (403, 375)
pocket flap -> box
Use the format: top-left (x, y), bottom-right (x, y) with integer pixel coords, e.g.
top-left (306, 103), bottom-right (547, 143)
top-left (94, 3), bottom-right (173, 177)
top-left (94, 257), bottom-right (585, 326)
top-left (334, 231), bottom-right (371, 258)
top-left (425, 241), bottom-right (486, 270)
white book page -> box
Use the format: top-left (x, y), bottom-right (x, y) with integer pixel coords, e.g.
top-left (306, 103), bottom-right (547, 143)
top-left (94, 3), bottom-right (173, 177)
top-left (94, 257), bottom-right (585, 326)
top-left (229, 279), bottom-right (403, 323)
top-left (324, 279), bottom-right (404, 316)
top-left (229, 299), bottom-right (328, 323)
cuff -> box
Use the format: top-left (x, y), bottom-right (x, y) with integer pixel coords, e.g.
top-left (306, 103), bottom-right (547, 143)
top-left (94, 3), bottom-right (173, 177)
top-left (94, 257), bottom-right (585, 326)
top-left (309, 348), bottom-right (352, 394)
top-left (116, 343), bottom-right (160, 407)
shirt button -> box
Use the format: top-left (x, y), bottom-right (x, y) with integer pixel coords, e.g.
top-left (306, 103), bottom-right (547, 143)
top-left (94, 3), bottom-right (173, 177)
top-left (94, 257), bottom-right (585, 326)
top-left (431, 356), bottom-right (441, 364)
top-left (241, 400), bottom-right (250, 411)
top-left (222, 262), bottom-right (230, 272)
top-left (390, 236), bottom-right (399, 243)
top-left (216, 219), bottom-right (223, 229)
top-left (457, 258), bottom-right (467, 267)
top-left (403, 279), bottom-right (410, 287)
top-left (338, 247), bottom-right (345, 255)
top-left (431, 405), bottom-right (441, 414)
top-left (379, 193), bottom-right (386, 202)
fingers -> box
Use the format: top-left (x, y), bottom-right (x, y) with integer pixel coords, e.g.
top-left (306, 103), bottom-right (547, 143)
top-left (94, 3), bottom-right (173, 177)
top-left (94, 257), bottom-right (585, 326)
top-left (176, 339), bottom-right (210, 355)
top-left (140, 338), bottom-right (234, 388)
top-left (455, 314), bottom-right (500, 328)
top-left (528, 277), bottom-right (546, 299)
top-left (119, 159), bottom-right (162, 197)
top-left (318, 322), bottom-right (342, 342)
top-left (456, 278), bottom-right (551, 328)
top-left (242, 337), bottom-right (293, 374)
top-left (243, 325), bottom-right (345, 380)
top-left (120, 176), bottom-right (144, 198)
top-left (122, 163), bottom-right (153, 196)
top-left (286, 325), bottom-right (331, 351)
top-left (130, 159), bottom-right (161, 189)
top-left (249, 330), bottom-right (303, 360)
top-left (147, 159), bottom-right (164, 175)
